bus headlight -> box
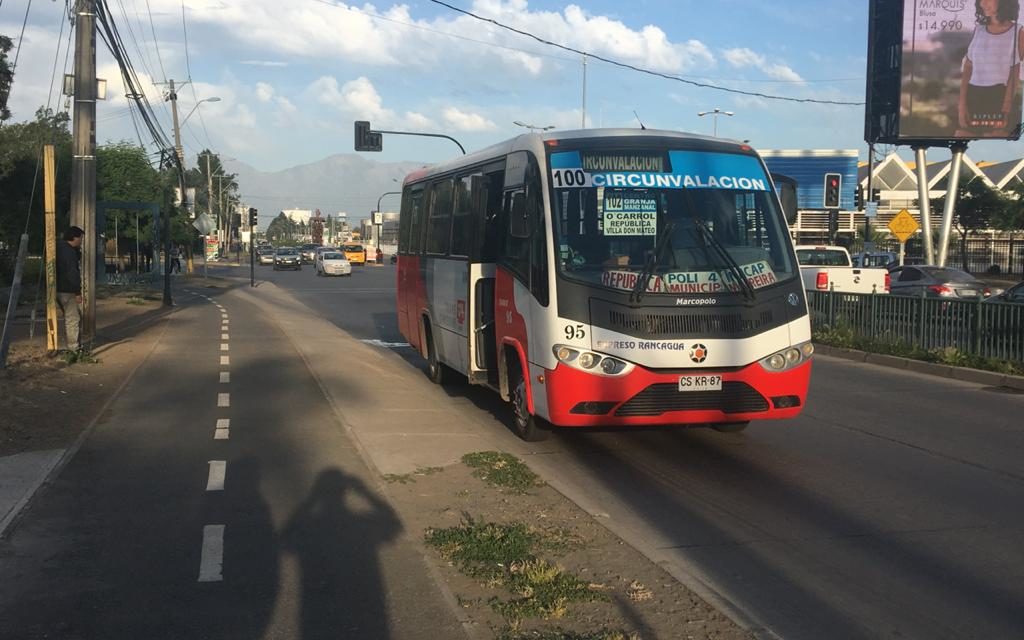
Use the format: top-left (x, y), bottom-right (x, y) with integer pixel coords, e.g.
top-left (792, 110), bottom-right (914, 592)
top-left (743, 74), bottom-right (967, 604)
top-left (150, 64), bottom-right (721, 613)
top-left (553, 345), bottom-right (633, 377)
top-left (759, 342), bottom-right (813, 373)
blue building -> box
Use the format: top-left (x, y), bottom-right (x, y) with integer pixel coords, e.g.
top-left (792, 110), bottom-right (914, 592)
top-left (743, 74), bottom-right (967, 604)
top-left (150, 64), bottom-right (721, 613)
top-left (760, 150), bottom-right (860, 211)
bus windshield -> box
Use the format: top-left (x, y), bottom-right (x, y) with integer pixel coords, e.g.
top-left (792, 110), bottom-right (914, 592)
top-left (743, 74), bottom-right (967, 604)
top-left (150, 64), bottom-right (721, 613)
top-left (549, 148), bottom-right (795, 296)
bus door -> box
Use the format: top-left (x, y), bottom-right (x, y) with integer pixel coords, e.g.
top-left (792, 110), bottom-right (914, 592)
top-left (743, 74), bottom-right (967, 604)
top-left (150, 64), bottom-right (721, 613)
top-left (467, 170), bottom-right (504, 386)
top-left (399, 187), bottom-right (425, 349)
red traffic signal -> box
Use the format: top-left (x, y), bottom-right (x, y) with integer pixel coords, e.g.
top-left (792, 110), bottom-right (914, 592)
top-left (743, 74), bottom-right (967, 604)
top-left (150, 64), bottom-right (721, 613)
top-left (823, 173), bottom-right (842, 209)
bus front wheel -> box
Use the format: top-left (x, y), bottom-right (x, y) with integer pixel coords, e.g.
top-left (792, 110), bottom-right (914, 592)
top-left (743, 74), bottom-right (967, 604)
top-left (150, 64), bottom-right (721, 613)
top-left (712, 422), bottom-right (749, 433)
top-left (510, 365), bottom-right (549, 442)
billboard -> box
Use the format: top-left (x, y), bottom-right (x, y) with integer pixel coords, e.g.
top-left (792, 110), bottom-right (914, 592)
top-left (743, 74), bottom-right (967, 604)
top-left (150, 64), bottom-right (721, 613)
top-left (899, 0), bottom-right (1023, 141)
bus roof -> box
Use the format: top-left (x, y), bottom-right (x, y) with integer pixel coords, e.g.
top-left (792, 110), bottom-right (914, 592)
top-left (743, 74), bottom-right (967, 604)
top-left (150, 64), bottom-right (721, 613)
top-left (402, 128), bottom-right (756, 187)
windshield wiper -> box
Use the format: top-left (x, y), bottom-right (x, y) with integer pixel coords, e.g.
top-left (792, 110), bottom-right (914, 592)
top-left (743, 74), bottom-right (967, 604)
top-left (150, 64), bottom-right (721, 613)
top-left (694, 220), bottom-right (756, 301)
top-left (629, 221), bottom-right (675, 304)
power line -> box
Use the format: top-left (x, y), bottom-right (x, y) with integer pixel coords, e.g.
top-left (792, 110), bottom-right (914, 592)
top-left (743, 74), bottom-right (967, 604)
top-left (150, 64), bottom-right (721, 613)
top-left (426, 0), bottom-right (864, 106)
top-left (142, 0), bottom-right (167, 82)
top-left (180, 0), bottom-right (214, 149)
top-left (9, 0), bottom-right (35, 83)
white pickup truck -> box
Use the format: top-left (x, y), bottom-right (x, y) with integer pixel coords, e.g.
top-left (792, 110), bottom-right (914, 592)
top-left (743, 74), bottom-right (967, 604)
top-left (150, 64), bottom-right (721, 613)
top-left (795, 245), bottom-right (890, 294)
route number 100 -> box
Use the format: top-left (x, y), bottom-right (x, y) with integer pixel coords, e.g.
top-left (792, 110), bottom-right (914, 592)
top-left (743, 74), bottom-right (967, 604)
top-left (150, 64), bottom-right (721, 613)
top-left (552, 169), bottom-right (592, 188)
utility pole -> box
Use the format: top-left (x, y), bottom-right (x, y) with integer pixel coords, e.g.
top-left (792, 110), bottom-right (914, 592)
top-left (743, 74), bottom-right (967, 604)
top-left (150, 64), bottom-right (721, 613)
top-left (70, 0), bottom-right (98, 347)
top-left (865, 143), bottom-right (874, 248)
top-left (164, 79), bottom-right (187, 306)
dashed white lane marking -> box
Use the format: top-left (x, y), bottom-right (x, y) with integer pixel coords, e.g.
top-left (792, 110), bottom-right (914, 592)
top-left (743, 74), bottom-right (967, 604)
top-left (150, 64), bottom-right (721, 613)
top-left (218, 393), bottom-right (230, 407)
top-left (206, 461), bottom-right (226, 491)
top-left (221, 333), bottom-right (229, 340)
top-left (220, 343), bottom-right (229, 351)
top-left (215, 418), bottom-right (230, 439)
top-left (220, 372), bottom-right (230, 383)
top-left (198, 525), bottom-right (225, 582)
top-left (220, 356), bottom-right (230, 366)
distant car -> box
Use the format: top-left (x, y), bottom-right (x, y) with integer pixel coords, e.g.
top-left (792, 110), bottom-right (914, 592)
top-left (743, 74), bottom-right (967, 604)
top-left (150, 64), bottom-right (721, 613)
top-left (257, 247), bottom-right (275, 265)
top-left (888, 265), bottom-right (992, 299)
top-left (315, 251), bottom-right (352, 277)
top-left (984, 280), bottom-right (1024, 304)
top-left (341, 243), bottom-right (366, 266)
top-left (273, 247), bottom-right (302, 271)
top-left (390, 254), bottom-right (398, 265)
top-left (297, 243), bottom-right (320, 263)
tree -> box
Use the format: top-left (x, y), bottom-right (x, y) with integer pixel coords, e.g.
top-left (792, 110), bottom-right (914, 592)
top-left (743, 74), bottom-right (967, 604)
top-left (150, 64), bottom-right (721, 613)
top-left (265, 212), bottom-right (295, 244)
top-left (933, 179), bottom-right (1007, 271)
top-left (186, 149), bottom-right (238, 230)
top-left (0, 109), bottom-right (73, 257)
top-left (994, 180), bottom-right (1024, 236)
top-left (0, 35), bottom-right (13, 122)
top-left (97, 142), bottom-right (162, 270)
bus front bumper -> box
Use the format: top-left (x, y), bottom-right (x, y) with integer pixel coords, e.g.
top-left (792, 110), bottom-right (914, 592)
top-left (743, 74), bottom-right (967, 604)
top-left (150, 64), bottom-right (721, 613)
top-left (542, 359), bottom-right (811, 428)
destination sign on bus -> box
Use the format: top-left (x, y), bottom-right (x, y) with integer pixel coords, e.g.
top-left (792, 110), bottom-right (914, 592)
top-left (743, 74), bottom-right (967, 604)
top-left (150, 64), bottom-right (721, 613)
top-left (551, 150), bottom-right (769, 192)
top-left (600, 260), bottom-right (778, 294)
top-left (603, 192), bottom-right (657, 236)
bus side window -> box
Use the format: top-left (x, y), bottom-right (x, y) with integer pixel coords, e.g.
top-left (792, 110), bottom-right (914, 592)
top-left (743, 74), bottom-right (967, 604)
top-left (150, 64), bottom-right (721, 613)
top-left (480, 170), bottom-right (504, 262)
top-left (407, 188), bottom-right (425, 255)
top-left (426, 178), bottom-right (454, 255)
top-left (451, 174), bottom-right (475, 257)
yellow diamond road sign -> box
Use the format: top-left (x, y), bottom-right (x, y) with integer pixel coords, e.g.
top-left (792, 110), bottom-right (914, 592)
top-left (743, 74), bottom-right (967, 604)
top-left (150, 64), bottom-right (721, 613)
top-left (888, 209), bottom-right (920, 243)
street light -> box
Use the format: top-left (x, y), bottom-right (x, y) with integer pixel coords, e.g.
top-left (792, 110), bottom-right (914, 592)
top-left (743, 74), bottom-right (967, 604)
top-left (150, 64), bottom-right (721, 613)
top-left (697, 108), bottom-right (734, 137)
top-left (181, 96), bottom-right (220, 127)
top-left (514, 120), bottom-right (555, 133)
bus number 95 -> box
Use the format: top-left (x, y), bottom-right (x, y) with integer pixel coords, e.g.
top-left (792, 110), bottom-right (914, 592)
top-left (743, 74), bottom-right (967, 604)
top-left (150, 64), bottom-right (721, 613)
top-left (564, 324), bottom-right (586, 340)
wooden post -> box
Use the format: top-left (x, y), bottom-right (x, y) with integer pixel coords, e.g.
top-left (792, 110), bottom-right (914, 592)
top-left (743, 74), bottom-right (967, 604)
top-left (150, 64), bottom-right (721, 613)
top-left (44, 145), bottom-right (59, 353)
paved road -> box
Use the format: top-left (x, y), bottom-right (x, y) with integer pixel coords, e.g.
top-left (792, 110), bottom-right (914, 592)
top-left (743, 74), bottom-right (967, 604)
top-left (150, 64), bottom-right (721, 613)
top-left (0, 283), bottom-right (463, 640)
top-left (247, 261), bottom-right (1024, 640)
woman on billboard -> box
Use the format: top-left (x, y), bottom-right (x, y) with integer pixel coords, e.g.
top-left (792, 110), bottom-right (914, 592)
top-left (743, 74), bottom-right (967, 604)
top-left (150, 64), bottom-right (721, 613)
top-left (957, 0), bottom-right (1024, 138)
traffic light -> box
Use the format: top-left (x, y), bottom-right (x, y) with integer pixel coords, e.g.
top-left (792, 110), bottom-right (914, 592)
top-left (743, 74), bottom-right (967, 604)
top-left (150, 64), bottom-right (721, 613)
top-left (854, 185), bottom-right (863, 209)
top-left (249, 207), bottom-right (258, 227)
top-left (354, 120), bottom-right (383, 152)
top-left (823, 173), bottom-right (842, 209)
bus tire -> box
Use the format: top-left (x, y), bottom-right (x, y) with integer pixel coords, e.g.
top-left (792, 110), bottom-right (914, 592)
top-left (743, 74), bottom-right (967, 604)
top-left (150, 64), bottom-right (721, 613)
top-left (712, 421), bottom-right (749, 433)
top-left (510, 361), bottom-right (549, 442)
top-left (425, 324), bottom-right (450, 385)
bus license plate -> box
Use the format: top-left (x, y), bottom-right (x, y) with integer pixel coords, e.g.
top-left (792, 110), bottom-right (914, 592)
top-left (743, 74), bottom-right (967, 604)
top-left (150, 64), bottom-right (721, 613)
top-left (678, 375), bottom-right (722, 392)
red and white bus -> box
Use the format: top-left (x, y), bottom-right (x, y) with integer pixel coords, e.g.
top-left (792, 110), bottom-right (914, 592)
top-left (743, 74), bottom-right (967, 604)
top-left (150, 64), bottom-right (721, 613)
top-left (396, 129), bottom-right (812, 440)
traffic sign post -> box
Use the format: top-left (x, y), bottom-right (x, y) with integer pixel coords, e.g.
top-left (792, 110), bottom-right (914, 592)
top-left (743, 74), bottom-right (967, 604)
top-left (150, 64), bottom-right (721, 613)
top-left (888, 209), bottom-right (921, 266)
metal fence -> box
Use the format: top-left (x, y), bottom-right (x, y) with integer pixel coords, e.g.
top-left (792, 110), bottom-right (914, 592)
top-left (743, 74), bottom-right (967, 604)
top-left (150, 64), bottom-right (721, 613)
top-left (875, 238), bottom-right (1024, 276)
top-left (808, 290), bottom-right (1024, 364)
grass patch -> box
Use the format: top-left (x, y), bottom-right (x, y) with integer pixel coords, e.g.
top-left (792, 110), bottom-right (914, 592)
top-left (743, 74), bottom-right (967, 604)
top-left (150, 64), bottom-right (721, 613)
top-left (425, 516), bottom-right (602, 630)
top-left (60, 350), bottom-right (99, 365)
top-left (383, 466), bottom-right (445, 484)
top-left (126, 296), bottom-right (146, 306)
top-left (814, 324), bottom-right (1024, 376)
top-left (462, 451), bottom-right (543, 494)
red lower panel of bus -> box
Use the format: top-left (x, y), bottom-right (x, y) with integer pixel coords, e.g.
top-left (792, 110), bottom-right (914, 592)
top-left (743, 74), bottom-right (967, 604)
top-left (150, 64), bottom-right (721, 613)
top-left (542, 359), bottom-right (811, 427)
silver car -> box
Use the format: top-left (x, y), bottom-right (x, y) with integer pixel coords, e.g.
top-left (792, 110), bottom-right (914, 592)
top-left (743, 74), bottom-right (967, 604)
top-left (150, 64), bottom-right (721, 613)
top-left (888, 265), bottom-right (991, 299)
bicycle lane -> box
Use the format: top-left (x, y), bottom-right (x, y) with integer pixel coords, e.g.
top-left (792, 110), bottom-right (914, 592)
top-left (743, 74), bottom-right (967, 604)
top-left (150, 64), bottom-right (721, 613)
top-left (0, 285), bottom-right (467, 640)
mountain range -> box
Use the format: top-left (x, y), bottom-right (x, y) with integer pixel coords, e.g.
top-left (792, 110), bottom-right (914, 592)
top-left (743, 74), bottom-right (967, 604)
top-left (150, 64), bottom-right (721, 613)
top-left (224, 154), bottom-right (429, 228)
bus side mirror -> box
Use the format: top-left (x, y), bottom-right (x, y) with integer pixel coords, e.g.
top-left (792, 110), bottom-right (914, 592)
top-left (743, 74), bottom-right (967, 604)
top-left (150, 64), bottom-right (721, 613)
top-left (772, 174), bottom-right (799, 225)
top-left (510, 191), bottom-right (530, 238)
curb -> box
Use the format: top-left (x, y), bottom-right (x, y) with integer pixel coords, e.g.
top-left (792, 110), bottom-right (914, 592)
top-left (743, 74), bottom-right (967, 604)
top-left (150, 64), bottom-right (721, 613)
top-left (813, 344), bottom-right (1024, 391)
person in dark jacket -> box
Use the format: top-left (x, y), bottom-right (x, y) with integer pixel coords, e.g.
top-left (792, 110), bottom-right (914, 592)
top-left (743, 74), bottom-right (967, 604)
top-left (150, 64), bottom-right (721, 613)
top-left (57, 226), bottom-right (84, 352)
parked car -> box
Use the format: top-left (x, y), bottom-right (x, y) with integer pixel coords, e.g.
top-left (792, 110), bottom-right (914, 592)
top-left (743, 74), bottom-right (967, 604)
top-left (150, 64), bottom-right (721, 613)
top-left (984, 280), bottom-right (1024, 304)
top-left (888, 265), bottom-right (992, 298)
top-left (257, 247), bottom-right (275, 265)
top-left (315, 251), bottom-right (352, 277)
top-left (273, 247), bottom-right (302, 271)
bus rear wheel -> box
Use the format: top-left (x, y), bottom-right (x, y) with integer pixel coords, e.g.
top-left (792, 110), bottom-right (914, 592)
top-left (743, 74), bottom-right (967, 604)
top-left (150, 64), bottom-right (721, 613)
top-left (425, 325), bottom-right (450, 385)
top-left (510, 366), bottom-right (549, 442)
top-left (712, 422), bottom-right (749, 433)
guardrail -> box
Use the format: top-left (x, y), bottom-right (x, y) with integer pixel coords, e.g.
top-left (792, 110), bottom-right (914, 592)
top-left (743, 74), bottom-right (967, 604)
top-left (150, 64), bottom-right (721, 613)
top-left (808, 290), bottom-right (1024, 364)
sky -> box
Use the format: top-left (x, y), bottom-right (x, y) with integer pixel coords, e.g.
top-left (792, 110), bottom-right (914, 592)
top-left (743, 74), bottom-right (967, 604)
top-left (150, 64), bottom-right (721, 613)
top-left (3, 0), bottom-right (1023, 174)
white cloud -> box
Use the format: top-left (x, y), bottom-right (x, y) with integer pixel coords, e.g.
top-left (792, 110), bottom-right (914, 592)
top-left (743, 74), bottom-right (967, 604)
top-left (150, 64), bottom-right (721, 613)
top-left (308, 75), bottom-right (432, 129)
top-left (442, 107), bottom-right (498, 132)
top-left (722, 47), bottom-right (804, 83)
top-left (255, 82), bottom-right (275, 102)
